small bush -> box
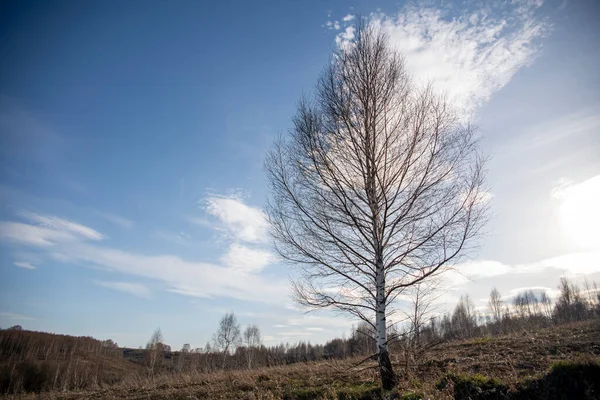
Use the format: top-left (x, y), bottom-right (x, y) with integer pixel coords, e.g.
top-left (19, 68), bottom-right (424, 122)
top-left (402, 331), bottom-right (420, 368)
top-left (16, 361), bottom-right (53, 393)
top-left (336, 383), bottom-right (382, 399)
top-left (514, 359), bottom-right (600, 399)
top-left (437, 373), bottom-right (509, 399)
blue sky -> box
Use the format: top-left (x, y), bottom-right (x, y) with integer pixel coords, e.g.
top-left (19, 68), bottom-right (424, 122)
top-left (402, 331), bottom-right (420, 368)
top-left (1, 0), bottom-right (599, 350)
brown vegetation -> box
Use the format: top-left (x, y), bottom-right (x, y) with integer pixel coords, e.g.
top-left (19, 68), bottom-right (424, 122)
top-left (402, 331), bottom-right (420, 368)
top-left (5, 320), bottom-right (599, 399)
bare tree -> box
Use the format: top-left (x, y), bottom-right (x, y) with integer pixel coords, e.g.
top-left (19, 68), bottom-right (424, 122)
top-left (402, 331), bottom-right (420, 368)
top-left (145, 328), bottom-right (164, 377)
top-left (554, 277), bottom-right (586, 323)
top-left (213, 312), bottom-right (242, 369)
top-left (400, 278), bottom-right (444, 370)
top-left (451, 295), bottom-right (477, 338)
top-left (488, 287), bottom-right (504, 324)
top-left (243, 324), bottom-right (262, 368)
top-left (265, 21), bottom-right (488, 389)
top-left (540, 291), bottom-right (553, 320)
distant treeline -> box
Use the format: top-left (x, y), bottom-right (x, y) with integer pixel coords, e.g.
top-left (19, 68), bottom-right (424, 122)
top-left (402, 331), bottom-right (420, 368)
top-left (1, 277), bottom-right (598, 394)
top-left (0, 329), bottom-right (126, 393)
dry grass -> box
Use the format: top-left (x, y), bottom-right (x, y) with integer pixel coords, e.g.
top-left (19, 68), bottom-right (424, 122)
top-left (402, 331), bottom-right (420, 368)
top-left (8, 320), bottom-right (600, 399)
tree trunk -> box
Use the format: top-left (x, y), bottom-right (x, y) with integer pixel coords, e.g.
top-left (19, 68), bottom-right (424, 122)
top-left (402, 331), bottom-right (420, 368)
top-left (376, 261), bottom-right (397, 390)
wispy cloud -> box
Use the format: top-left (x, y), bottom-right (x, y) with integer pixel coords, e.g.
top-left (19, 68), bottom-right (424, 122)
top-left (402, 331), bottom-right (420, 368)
top-left (523, 252), bottom-right (600, 277)
top-left (445, 260), bottom-right (513, 286)
top-left (0, 208), bottom-right (285, 304)
top-left (96, 212), bottom-right (134, 230)
top-left (338, 0), bottom-right (549, 115)
top-left (155, 230), bottom-right (193, 246)
top-left (17, 210), bottom-right (104, 241)
top-left (0, 210), bottom-right (105, 246)
top-left (14, 261), bottom-right (36, 270)
top-left (447, 250), bottom-right (600, 288)
top-left (505, 107), bottom-right (600, 154)
top-left (0, 312), bottom-right (35, 321)
top-left (94, 280), bottom-right (152, 298)
top-left (0, 222), bottom-right (83, 246)
top-left (203, 192), bottom-right (269, 243)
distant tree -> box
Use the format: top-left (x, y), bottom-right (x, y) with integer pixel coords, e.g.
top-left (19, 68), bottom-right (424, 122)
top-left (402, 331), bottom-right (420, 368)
top-left (540, 291), bottom-right (553, 320)
top-left (582, 279), bottom-right (600, 311)
top-left (351, 322), bottom-right (377, 355)
top-left (145, 328), bottom-right (164, 376)
top-left (181, 343), bottom-right (191, 353)
top-left (213, 312), bottom-right (242, 369)
top-left (488, 288), bottom-right (503, 324)
top-left (554, 277), bottom-right (586, 323)
top-left (265, 21), bottom-right (488, 390)
top-left (513, 292), bottom-right (526, 319)
top-left (451, 295), bottom-right (477, 338)
top-left (243, 324), bottom-right (261, 368)
top-left (8, 325), bottom-right (23, 331)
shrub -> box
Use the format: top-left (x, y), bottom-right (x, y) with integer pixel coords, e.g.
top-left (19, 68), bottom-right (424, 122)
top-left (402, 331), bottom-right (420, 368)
top-left (437, 373), bottom-right (509, 399)
top-left (336, 384), bottom-right (382, 399)
top-left (514, 360), bottom-right (600, 399)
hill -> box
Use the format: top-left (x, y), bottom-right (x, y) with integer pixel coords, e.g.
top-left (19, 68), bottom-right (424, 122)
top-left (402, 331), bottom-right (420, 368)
top-left (6, 320), bottom-right (600, 399)
top-left (0, 328), bottom-right (144, 393)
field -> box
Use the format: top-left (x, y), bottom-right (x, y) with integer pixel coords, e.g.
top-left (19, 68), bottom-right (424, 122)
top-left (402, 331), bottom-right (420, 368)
top-left (8, 319), bottom-right (600, 399)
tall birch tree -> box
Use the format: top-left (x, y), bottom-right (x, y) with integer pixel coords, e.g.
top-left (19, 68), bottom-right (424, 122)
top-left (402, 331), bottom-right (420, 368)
top-left (265, 22), bottom-right (488, 389)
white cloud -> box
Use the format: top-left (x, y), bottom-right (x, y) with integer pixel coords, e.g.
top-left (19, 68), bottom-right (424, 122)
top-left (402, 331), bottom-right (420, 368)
top-left (17, 210), bottom-right (104, 241)
top-left (56, 243), bottom-right (286, 303)
top-left (0, 201), bottom-right (285, 304)
top-left (94, 280), bottom-right (152, 298)
top-left (342, 14), bottom-right (355, 22)
top-left (521, 252), bottom-right (600, 277)
top-left (204, 193), bottom-right (269, 243)
top-left (0, 222), bottom-right (80, 246)
top-left (326, 20), bottom-right (341, 30)
top-left (335, 26), bottom-right (356, 50)
top-left (14, 261), bottom-right (36, 270)
top-left (445, 250), bottom-right (600, 289)
top-left (220, 243), bottom-right (273, 273)
top-left (444, 260), bottom-right (513, 286)
top-left (337, 1), bottom-right (549, 115)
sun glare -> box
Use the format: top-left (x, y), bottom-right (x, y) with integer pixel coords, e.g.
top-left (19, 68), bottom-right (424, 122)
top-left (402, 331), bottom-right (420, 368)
top-left (555, 175), bottom-right (600, 250)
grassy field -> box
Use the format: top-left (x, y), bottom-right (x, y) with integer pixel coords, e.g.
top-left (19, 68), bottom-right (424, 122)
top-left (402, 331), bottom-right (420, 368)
top-left (7, 320), bottom-right (600, 399)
